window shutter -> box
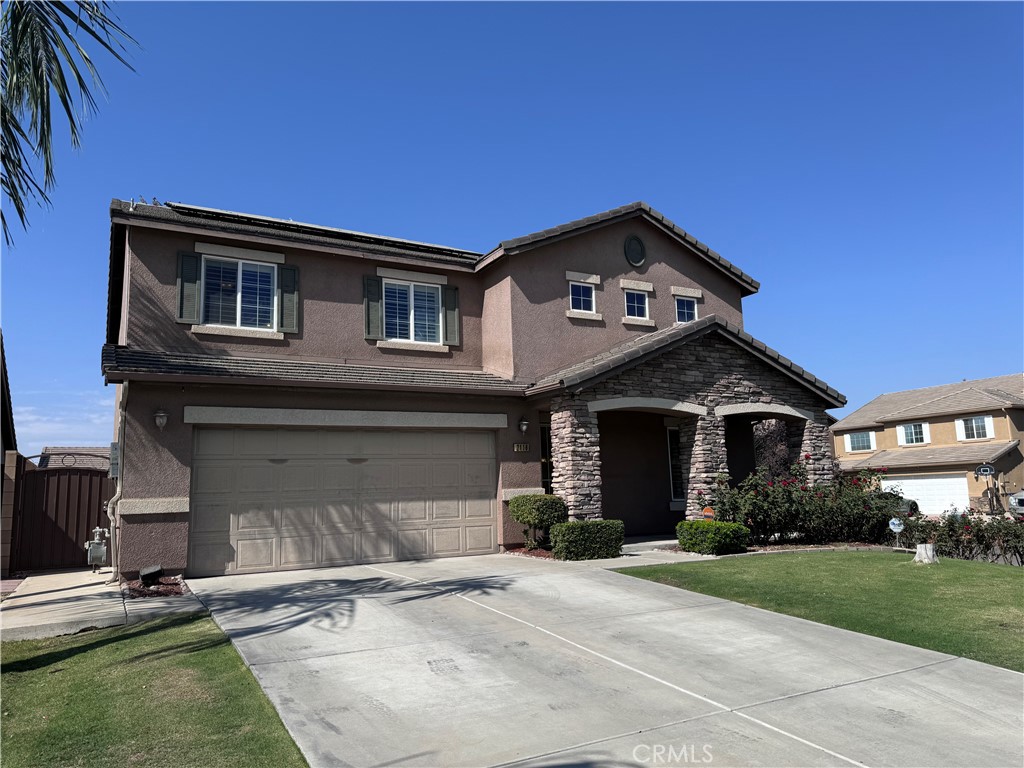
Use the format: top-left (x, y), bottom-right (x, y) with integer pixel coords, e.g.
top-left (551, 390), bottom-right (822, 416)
top-left (176, 252), bottom-right (201, 323)
top-left (843, 434), bottom-right (852, 453)
top-left (443, 285), bottom-right (460, 346)
top-left (897, 426), bottom-right (907, 446)
top-left (869, 432), bottom-right (876, 450)
top-left (955, 419), bottom-right (966, 441)
top-left (364, 276), bottom-right (384, 340)
top-left (984, 415), bottom-right (995, 439)
top-left (921, 423), bottom-right (931, 444)
top-left (278, 265), bottom-right (299, 333)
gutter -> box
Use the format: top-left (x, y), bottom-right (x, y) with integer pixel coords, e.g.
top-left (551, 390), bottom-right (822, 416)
top-left (104, 381), bottom-right (128, 584)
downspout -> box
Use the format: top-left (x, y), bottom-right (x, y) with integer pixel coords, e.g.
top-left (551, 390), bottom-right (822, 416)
top-left (105, 381), bottom-right (128, 584)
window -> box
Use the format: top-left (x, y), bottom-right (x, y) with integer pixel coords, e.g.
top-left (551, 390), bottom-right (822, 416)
top-left (202, 258), bottom-right (276, 330)
top-left (384, 280), bottom-right (442, 344)
top-left (570, 282), bottom-right (595, 313)
top-left (846, 431), bottom-right (875, 452)
top-left (898, 423), bottom-right (930, 446)
top-left (960, 416), bottom-right (991, 440)
top-left (675, 297), bottom-right (697, 324)
top-left (624, 290), bottom-right (648, 319)
top-left (667, 427), bottom-right (685, 499)
top-left (540, 423), bottom-right (553, 495)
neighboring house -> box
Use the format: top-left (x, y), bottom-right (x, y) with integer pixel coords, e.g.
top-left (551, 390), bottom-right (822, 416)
top-left (832, 374), bottom-right (1024, 515)
top-left (37, 447), bottom-right (111, 472)
top-left (102, 199), bottom-right (844, 578)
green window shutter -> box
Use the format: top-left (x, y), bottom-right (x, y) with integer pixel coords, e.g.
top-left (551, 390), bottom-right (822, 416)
top-left (176, 252), bottom-right (201, 323)
top-left (278, 265), bottom-right (300, 333)
top-left (443, 285), bottom-right (460, 346)
top-left (364, 276), bottom-right (384, 340)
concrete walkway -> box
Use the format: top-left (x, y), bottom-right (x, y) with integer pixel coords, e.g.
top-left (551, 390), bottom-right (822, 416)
top-left (190, 552), bottom-right (1023, 768)
top-left (0, 568), bottom-right (206, 641)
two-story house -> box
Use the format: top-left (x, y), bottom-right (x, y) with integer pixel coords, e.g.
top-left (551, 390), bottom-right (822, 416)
top-left (102, 200), bottom-right (844, 578)
top-left (832, 374), bottom-right (1024, 515)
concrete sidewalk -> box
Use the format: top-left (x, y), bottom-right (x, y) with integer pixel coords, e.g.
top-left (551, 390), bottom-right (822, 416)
top-left (0, 568), bottom-right (206, 642)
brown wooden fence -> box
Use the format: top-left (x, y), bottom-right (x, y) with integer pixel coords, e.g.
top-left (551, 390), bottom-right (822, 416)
top-left (2, 451), bottom-right (115, 575)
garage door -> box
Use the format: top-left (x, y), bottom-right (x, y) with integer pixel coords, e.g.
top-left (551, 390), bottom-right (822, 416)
top-left (880, 474), bottom-right (970, 516)
top-left (188, 428), bottom-right (497, 576)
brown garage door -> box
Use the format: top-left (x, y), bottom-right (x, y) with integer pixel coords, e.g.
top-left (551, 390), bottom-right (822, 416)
top-left (187, 427), bottom-right (497, 576)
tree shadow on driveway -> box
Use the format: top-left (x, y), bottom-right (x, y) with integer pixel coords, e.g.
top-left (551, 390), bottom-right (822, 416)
top-left (189, 572), bottom-right (516, 640)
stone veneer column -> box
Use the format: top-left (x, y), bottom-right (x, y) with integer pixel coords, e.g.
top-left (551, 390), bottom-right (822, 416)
top-left (687, 413), bottom-right (728, 518)
top-left (787, 416), bottom-right (835, 484)
top-left (549, 395), bottom-right (602, 520)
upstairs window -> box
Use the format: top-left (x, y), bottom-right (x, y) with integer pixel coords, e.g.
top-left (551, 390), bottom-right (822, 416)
top-left (570, 282), bottom-right (595, 313)
top-left (898, 422), bottom-right (930, 446)
top-left (845, 431), bottom-right (875, 452)
top-left (675, 297), bottom-right (697, 324)
top-left (957, 415), bottom-right (994, 441)
top-left (384, 280), bottom-right (442, 344)
top-left (202, 258), bottom-right (276, 330)
top-left (624, 290), bottom-right (648, 319)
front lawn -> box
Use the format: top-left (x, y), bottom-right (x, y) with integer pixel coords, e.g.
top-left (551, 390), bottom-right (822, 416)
top-left (621, 552), bottom-right (1024, 671)
top-left (0, 615), bottom-right (307, 768)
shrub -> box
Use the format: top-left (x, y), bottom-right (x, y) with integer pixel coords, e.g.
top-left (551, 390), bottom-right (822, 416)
top-left (676, 520), bottom-right (749, 555)
top-left (551, 519), bottom-right (624, 560)
top-left (895, 512), bottom-right (1024, 566)
top-left (508, 494), bottom-right (569, 548)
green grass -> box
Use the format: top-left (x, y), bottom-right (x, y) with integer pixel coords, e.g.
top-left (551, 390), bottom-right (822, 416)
top-left (0, 615), bottom-right (307, 768)
top-left (621, 552), bottom-right (1024, 671)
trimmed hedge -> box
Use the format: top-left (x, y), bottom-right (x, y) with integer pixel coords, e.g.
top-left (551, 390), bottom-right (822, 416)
top-left (677, 520), bottom-right (749, 555)
top-left (508, 494), bottom-right (569, 546)
top-left (551, 519), bottom-right (625, 561)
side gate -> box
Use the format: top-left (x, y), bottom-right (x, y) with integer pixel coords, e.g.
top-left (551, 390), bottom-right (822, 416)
top-left (5, 458), bottom-right (115, 573)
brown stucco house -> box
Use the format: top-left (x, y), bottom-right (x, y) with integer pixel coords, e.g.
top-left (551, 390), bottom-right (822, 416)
top-left (832, 374), bottom-right (1024, 515)
top-left (102, 200), bottom-right (844, 577)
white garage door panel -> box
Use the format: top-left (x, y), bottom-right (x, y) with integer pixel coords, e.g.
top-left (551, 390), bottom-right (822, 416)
top-left (188, 428), bottom-right (498, 576)
top-left (880, 474), bottom-right (970, 516)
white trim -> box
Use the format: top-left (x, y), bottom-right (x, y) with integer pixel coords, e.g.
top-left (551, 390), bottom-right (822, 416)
top-left (376, 339), bottom-right (450, 353)
top-left (195, 241), bottom-right (285, 264)
top-left (844, 430), bottom-right (876, 452)
top-left (674, 296), bottom-right (698, 324)
top-left (191, 325), bottom-right (284, 340)
top-left (568, 281), bottom-right (597, 314)
top-left (715, 403), bottom-right (814, 421)
top-left (958, 414), bottom-right (994, 441)
top-left (897, 422), bottom-right (930, 446)
top-left (565, 270), bottom-right (600, 285)
top-left (500, 487), bottom-right (546, 501)
top-left (620, 278), bottom-right (653, 292)
top-left (955, 418), bottom-right (966, 441)
top-left (382, 278), bottom-right (444, 345)
top-left (119, 497), bottom-right (190, 516)
top-left (670, 286), bottom-right (703, 299)
top-left (200, 255), bottom-right (279, 332)
top-left (566, 310), bottom-right (603, 321)
top-left (922, 422), bottom-right (931, 444)
top-left (377, 266), bottom-right (448, 285)
top-left (184, 407), bottom-right (508, 429)
top-left (623, 288), bottom-right (649, 320)
top-left (589, 397), bottom-right (707, 416)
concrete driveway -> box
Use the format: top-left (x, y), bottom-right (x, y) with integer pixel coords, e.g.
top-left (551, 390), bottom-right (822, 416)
top-left (189, 555), bottom-right (1023, 768)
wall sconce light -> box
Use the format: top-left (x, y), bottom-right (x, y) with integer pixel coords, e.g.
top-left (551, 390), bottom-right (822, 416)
top-left (518, 417), bottom-right (529, 434)
top-left (153, 409), bottom-right (169, 432)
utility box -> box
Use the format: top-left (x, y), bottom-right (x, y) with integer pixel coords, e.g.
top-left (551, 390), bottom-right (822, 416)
top-left (85, 527), bottom-right (109, 570)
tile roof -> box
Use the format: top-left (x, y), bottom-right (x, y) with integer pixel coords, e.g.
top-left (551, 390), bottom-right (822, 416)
top-left (839, 440), bottom-right (1020, 472)
top-left (102, 345), bottom-right (527, 395)
top-left (38, 447), bottom-right (110, 470)
top-left (832, 373), bottom-right (1024, 431)
top-left (526, 315), bottom-right (845, 406)
top-left (111, 200), bottom-right (484, 268)
top-left (497, 202), bottom-right (760, 296)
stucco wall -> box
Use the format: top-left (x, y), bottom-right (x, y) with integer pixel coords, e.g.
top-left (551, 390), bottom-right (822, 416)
top-left (834, 412), bottom-right (1017, 460)
top-left (506, 218), bottom-right (746, 381)
top-left (124, 227), bottom-right (486, 370)
top-left (116, 382), bottom-right (545, 575)
top-left (481, 262), bottom-right (514, 378)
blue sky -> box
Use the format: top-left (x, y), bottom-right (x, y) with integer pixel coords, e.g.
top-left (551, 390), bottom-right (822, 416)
top-left (2, 1), bottom-right (1021, 457)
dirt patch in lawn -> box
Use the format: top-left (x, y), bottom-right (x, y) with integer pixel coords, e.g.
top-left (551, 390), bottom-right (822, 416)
top-left (122, 575), bottom-right (191, 599)
top-left (504, 546), bottom-right (556, 560)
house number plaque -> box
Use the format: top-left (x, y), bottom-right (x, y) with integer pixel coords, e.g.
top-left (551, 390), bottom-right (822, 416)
top-left (513, 443), bottom-right (530, 453)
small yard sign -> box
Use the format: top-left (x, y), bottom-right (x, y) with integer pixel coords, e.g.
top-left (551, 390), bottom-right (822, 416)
top-left (889, 517), bottom-right (905, 549)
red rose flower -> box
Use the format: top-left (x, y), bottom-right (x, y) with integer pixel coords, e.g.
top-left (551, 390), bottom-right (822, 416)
top-left (804, 453), bottom-right (812, 460)
top-left (801, 485), bottom-right (808, 491)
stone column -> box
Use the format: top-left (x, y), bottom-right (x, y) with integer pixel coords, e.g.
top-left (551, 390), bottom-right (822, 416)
top-left (787, 416), bottom-right (834, 485)
top-left (687, 414), bottom-right (728, 518)
top-left (549, 395), bottom-right (602, 520)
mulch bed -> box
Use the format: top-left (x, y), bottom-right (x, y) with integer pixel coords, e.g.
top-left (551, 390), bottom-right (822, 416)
top-left (503, 546), bottom-right (556, 560)
top-left (121, 575), bottom-right (191, 599)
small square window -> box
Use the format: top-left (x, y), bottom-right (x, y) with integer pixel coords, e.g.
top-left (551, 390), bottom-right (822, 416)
top-left (962, 416), bottom-right (989, 440)
top-left (624, 290), bottom-right (648, 319)
top-left (675, 297), bottom-right (697, 323)
top-left (569, 282), bottom-right (595, 313)
top-left (848, 432), bottom-right (873, 451)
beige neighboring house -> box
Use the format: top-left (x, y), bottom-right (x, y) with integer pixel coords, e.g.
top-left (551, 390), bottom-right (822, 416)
top-left (832, 374), bottom-right (1024, 515)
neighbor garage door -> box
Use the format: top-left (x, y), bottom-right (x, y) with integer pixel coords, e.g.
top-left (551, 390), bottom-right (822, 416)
top-left (187, 428), bottom-right (497, 576)
top-left (880, 473), bottom-right (970, 516)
